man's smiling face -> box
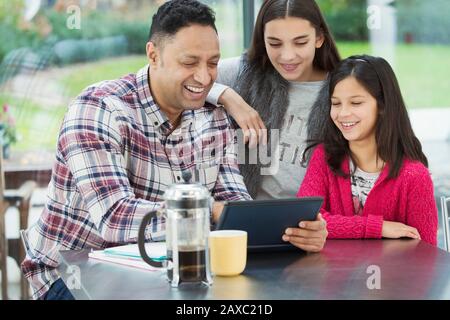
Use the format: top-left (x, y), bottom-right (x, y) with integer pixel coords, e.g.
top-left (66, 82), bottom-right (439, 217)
top-left (147, 24), bottom-right (220, 115)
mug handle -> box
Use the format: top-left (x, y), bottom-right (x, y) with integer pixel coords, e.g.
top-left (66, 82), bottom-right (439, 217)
top-left (138, 210), bottom-right (164, 268)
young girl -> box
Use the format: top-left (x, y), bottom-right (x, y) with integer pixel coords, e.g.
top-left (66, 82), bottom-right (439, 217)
top-left (296, 55), bottom-right (438, 245)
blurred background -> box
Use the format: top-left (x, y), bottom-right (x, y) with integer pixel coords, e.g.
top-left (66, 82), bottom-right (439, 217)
top-left (0, 0), bottom-right (449, 299)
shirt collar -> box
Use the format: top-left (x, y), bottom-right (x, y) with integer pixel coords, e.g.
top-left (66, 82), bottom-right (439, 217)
top-left (136, 65), bottom-right (194, 133)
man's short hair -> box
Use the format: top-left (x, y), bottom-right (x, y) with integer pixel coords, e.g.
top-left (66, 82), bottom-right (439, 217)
top-left (149, 0), bottom-right (217, 46)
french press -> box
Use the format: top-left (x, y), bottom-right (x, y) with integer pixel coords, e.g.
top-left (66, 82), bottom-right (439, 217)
top-left (138, 171), bottom-right (213, 287)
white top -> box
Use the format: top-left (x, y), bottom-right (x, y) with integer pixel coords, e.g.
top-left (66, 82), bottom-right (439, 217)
top-left (349, 160), bottom-right (381, 214)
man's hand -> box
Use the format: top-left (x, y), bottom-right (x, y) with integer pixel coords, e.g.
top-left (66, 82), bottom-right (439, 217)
top-left (282, 213), bottom-right (328, 253)
top-left (219, 88), bottom-right (267, 148)
top-left (211, 201), bottom-right (225, 223)
top-left (382, 221), bottom-right (421, 240)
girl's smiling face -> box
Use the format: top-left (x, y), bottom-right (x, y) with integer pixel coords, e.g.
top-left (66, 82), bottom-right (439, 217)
top-left (264, 17), bottom-right (324, 82)
top-left (330, 76), bottom-right (378, 144)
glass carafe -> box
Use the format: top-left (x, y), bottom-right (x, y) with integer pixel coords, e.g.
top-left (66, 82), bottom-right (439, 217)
top-left (138, 171), bottom-right (213, 287)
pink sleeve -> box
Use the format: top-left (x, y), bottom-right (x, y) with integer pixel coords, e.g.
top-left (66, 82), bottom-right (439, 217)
top-left (323, 213), bottom-right (383, 239)
top-left (297, 146), bottom-right (383, 239)
top-left (296, 146), bottom-right (329, 207)
top-left (405, 170), bottom-right (438, 246)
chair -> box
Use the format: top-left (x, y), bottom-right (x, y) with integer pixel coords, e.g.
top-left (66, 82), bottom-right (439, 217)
top-left (441, 196), bottom-right (450, 252)
top-left (5, 182), bottom-right (36, 300)
top-left (0, 148), bottom-right (8, 300)
top-left (0, 149), bottom-right (36, 300)
top-left (0, 178), bottom-right (8, 300)
top-left (19, 229), bottom-right (30, 300)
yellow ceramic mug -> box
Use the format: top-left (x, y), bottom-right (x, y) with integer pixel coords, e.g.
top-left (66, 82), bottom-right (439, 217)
top-left (209, 230), bottom-right (247, 276)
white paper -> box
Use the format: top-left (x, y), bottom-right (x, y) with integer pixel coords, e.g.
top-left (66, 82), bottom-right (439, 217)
top-left (104, 242), bottom-right (166, 260)
top-left (88, 242), bottom-right (167, 271)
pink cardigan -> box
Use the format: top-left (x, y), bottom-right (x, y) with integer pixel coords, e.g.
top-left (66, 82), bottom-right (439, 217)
top-left (297, 145), bottom-right (438, 245)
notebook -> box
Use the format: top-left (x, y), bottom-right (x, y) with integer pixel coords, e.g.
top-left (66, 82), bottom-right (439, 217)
top-left (88, 242), bottom-right (166, 271)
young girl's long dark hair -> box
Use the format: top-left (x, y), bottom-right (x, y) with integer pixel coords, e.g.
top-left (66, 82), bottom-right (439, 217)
top-left (303, 55), bottom-right (428, 178)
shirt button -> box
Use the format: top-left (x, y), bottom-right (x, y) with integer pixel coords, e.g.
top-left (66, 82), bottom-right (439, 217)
top-left (177, 176), bottom-right (181, 181)
top-left (154, 121), bottom-right (159, 126)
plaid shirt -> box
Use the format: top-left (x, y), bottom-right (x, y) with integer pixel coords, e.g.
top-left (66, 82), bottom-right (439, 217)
top-left (21, 65), bottom-right (251, 299)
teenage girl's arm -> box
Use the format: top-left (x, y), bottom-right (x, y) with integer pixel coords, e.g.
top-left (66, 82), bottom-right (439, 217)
top-left (207, 57), bottom-right (266, 146)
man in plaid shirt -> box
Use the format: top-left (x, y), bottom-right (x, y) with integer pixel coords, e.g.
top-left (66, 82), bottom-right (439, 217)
top-left (21, 0), bottom-right (250, 300)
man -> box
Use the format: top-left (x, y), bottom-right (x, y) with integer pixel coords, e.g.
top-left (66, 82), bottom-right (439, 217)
top-left (22, 0), bottom-right (327, 300)
top-left (21, 0), bottom-right (250, 300)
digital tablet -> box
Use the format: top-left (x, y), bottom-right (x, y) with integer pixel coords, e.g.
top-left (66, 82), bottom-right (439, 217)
top-left (215, 197), bottom-right (323, 252)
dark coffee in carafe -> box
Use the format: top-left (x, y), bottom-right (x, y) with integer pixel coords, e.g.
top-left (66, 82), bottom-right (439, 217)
top-left (167, 246), bottom-right (206, 282)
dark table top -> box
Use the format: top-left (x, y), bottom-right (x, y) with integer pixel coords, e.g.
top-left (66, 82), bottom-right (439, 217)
top-left (58, 239), bottom-right (450, 300)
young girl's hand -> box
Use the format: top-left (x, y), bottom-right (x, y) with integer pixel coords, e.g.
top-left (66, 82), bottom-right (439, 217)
top-left (282, 213), bottom-right (328, 252)
top-left (219, 88), bottom-right (267, 147)
top-left (382, 221), bottom-right (421, 240)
